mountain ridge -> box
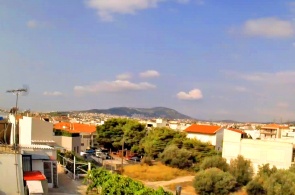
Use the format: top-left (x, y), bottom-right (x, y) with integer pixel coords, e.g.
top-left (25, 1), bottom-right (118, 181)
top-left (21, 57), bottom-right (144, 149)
top-left (81, 107), bottom-right (192, 120)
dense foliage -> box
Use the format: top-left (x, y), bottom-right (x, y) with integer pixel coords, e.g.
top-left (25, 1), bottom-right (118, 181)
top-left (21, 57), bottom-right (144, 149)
top-left (246, 164), bottom-right (295, 195)
top-left (229, 155), bottom-right (253, 187)
top-left (159, 144), bottom-right (193, 169)
top-left (84, 168), bottom-right (172, 195)
top-left (199, 155), bottom-right (229, 172)
top-left (96, 118), bottom-right (146, 150)
top-left (140, 127), bottom-right (187, 159)
top-left (193, 168), bottom-right (236, 195)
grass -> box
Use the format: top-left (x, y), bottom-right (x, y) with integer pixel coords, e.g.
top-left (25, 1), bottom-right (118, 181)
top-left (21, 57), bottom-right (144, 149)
top-left (123, 162), bottom-right (193, 181)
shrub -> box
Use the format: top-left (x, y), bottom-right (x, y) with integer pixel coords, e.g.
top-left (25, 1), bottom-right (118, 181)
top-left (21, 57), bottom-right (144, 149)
top-left (246, 177), bottom-right (266, 195)
top-left (159, 145), bottom-right (193, 169)
top-left (199, 155), bottom-right (229, 172)
top-left (263, 170), bottom-right (295, 195)
top-left (229, 155), bottom-right (253, 187)
top-left (257, 163), bottom-right (277, 178)
top-left (193, 168), bottom-right (236, 195)
top-left (141, 156), bottom-right (153, 166)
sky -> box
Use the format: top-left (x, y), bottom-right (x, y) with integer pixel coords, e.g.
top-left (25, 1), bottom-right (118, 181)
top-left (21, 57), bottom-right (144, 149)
top-left (1, 0), bottom-right (295, 122)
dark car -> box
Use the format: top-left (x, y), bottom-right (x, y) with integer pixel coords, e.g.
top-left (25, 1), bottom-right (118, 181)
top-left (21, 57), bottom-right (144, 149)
top-left (86, 149), bottom-right (95, 154)
top-left (128, 156), bottom-right (141, 162)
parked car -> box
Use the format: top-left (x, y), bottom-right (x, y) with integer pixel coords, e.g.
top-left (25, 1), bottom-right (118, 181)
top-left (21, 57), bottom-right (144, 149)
top-left (128, 156), bottom-right (141, 162)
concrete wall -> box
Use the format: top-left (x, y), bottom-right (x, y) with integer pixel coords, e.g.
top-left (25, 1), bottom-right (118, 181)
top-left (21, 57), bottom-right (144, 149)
top-left (32, 160), bottom-right (44, 173)
top-left (187, 133), bottom-right (216, 145)
top-left (52, 136), bottom-right (81, 154)
top-left (222, 129), bottom-right (293, 173)
top-left (215, 128), bottom-right (224, 151)
top-left (0, 154), bottom-right (25, 195)
top-left (19, 116), bottom-right (54, 145)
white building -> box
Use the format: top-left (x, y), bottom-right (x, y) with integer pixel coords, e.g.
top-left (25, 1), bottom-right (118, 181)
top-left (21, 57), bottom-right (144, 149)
top-left (184, 124), bottom-right (225, 151)
top-left (222, 129), bottom-right (294, 173)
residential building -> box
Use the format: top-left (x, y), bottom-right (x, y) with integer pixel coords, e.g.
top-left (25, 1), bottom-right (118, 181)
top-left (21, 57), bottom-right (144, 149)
top-left (184, 124), bottom-right (225, 151)
top-left (222, 129), bottom-right (294, 173)
top-left (53, 122), bottom-right (97, 153)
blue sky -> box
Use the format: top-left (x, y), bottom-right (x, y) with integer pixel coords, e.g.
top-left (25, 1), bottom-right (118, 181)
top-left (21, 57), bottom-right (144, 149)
top-left (1, 0), bottom-right (295, 122)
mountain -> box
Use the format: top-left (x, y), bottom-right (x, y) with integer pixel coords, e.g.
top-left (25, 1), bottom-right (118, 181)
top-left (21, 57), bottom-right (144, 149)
top-left (83, 107), bottom-right (192, 120)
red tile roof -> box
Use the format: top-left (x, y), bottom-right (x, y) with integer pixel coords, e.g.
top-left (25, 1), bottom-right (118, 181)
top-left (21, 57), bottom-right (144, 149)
top-left (54, 122), bottom-right (96, 133)
top-left (184, 124), bottom-right (222, 135)
top-left (261, 124), bottom-right (286, 129)
top-left (23, 171), bottom-right (46, 181)
top-left (227, 128), bottom-right (245, 134)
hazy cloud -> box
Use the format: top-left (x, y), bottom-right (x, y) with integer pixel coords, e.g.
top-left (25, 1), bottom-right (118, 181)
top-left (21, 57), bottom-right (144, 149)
top-left (27, 20), bottom-right (37, 28)
top-left (116, 73), bottom-right (132, 80)
top-left (242, 17), bottom-right (294, 38)
top-left (177, 89), bottom-right (203, 100)
top-left (234, 86), bottom-right (248, 92)
top-left (240, 71), bottom-right (295, 84)
top-left (43, 91), bottom-right (63, 96)
top-left (139, 70), bottom-right (160, 78)
top-left (276, 102), bottom-right (289, 108)
top-left (74, 80), bottom-right (156, 93)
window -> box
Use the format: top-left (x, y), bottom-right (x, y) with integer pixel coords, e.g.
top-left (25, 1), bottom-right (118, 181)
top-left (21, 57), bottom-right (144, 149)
top-left (81, 143), bottom-right (84, 146)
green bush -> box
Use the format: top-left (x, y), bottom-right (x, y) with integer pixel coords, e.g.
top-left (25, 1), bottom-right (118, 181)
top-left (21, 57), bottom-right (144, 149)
top-left (159, 145), bottom-right (193, 169)
top-left (85, 168), bottom-right (172, 195)
top-left (193, 168), bottom-right (236, 195)
top-left (246, 177), bottom-right (266, 195)
top-left (229, 155), bottom-right (253, 187)
top-left (199, 155), bottom-right (229, 172)
top-left (263, 170), bottom-right (295, 195)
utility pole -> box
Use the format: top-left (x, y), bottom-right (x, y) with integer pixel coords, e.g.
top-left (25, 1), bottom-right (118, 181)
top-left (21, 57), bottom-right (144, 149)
top-left (121, 136), bottom-right (124, 174)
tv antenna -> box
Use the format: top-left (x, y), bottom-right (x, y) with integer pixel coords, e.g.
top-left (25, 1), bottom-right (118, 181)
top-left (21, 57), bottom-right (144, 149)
top-left (6, 86), bottom-right (29, 114)
top-left (5, 86), bottom-right (28, 194)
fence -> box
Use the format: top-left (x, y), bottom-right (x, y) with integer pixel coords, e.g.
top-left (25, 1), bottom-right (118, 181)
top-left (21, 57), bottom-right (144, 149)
top-left (57, 153), bottom-right (91, 179)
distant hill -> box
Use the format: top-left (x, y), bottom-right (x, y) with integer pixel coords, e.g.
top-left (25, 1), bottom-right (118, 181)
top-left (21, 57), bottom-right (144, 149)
top-left (82, 107), bottom-right (192, 120)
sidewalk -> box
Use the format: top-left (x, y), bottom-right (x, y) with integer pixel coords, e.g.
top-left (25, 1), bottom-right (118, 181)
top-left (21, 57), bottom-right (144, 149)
top-left (48, 164), bottom-right (88, 195)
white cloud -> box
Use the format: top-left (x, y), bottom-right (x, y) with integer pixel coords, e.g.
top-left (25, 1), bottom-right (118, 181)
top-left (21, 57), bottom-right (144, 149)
top-left (85, 0), bottom-right (161, 21)
top-left (242, 17), bottom-right (294, 38)
top-left (139, 70), bottom-right (160, 78)
top-left (85, 0), bottom-right (199, 21)
top-left (116, 73), bottom-right (132, 80)
top-left (27, 20), bottom-right (37, 28)
top-left (43, 91), bottom-right (63, 96)
top-left (74, 80), bottom-right (156, 93)
top-left (177, 89), bottom-right (203, 100)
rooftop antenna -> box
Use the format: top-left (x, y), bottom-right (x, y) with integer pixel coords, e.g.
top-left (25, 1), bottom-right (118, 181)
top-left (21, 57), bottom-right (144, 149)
top-left (6, 86), bottom-right (28, 195)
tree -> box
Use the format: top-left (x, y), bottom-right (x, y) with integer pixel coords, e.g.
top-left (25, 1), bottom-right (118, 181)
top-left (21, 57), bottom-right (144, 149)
top-left (193, 168), bottom-right (236, 195)
top-left (263, 170), bottom-right (295, 195)
top-left (246, 164), bottom-right (277, 195)
top-left (96, 118), bottom-right (146, 150)
top-left (140, 127), bottom-right (186, 159)
top-left (229, 155), bottom-right (253, 187)
top-left (159, 145), bottom-right (193, 169)
top-left (199, 155), bottom-right (229, 172)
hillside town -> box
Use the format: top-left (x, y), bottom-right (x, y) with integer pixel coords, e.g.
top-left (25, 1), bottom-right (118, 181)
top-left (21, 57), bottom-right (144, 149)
top-left (1, 107), bottom-right (295, 194)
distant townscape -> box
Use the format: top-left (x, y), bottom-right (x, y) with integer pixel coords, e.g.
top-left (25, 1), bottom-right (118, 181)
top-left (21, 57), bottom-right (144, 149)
top-left (1, 106), bottom-right (295, 194)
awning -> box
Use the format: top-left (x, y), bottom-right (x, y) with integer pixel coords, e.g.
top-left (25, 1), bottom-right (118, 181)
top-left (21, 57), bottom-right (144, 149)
top-left (24, 171), bottom-right (46, 181)
top-left (26, 180), bottom-right (44, 193)
top-left (23, 151), bottom-right (50, 160)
